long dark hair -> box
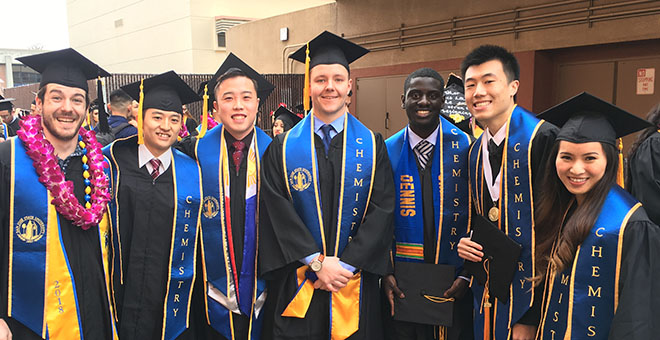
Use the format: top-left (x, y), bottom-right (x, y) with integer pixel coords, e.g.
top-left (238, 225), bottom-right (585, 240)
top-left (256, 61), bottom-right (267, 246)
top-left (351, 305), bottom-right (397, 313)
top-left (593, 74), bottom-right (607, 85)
top-left (626, 103), bottom-right (660, 188)
top-left (533, 141), bottom-right (619, 284)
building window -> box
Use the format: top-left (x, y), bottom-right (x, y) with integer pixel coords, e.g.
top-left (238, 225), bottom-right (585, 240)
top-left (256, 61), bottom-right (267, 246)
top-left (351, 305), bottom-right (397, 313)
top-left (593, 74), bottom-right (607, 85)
top-left (217, 32), bottom-right (226, 48)
top-left (215, 17), bottom-right (251, 49)
top-left (12, 64), bottom-right (41, 87)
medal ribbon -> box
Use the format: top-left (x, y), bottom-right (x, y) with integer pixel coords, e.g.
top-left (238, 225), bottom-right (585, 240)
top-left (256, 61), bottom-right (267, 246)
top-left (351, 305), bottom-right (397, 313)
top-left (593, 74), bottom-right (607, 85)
top-left (468, 106), bottom-right (543, 339)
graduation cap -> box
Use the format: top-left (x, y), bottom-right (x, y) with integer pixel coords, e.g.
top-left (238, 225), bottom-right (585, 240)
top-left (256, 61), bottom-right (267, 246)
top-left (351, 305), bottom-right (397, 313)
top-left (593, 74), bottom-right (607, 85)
top-left (121, 70), bottom-right (201, 144)
top-left (464, 214), bottom-right (522, 304)
top-left (289, 31), bottom-right (369, 72)
top-left (208, 53), bottom-right (274, 106)
top-left (290, 31), bottom-right (369, 112)
top-left (538, 92), bottom-right (651, 146)
top-left (538, 92), bottom-right (652, 187)
top-left (445, 73), bottom-right (464, 91)
top-left (273, 105), bottom-right (302, 130)
top-left (0, 98), bottom-right (15, 112)
top-left (16, 48), bottom-right (111, 92)
top-left (198, 53), bottom-right (275, 138)
top-left (393, 262), bottom-right (455, 326)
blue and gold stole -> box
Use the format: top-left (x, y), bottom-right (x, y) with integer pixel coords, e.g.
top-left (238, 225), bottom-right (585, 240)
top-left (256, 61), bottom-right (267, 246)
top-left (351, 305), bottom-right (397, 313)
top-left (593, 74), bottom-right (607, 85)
top-left (196, 125), bottom-right (271, 340)
top-left (539, 186), bottom-right (640, 340)
top-left (468, 105), bottom-right (546, 339)
top-left (280, 112), bottom-right (375, 340)
top-left (385, 117), bottom-right (471, 269)
top-left (105, 140), bottom-right (202, 340)
top-left (9, 137), bottom-right (118, 340)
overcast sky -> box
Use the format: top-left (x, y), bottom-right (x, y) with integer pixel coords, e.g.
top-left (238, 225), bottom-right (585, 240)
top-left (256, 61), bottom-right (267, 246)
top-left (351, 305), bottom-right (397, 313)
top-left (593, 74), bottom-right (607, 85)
top-left (4, 0), bottom-right (69, 50)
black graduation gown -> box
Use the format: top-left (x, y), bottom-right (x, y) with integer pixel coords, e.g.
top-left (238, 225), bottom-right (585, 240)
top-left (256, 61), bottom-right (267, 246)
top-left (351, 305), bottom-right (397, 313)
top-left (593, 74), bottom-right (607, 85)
top-left (259, 129), bottom-right (396, 340)
top-left (0, 139), bottom-right (112, 340)
top-left (628, 131), bottom-right (660, 225)
top-left (471, 122), bottom-right (558, 326)
top-left (383, 144), bottom-right (474, 340)
top-left (109, 139), bottom-right (197, 340)
top-left (5, 118), bottom-right (20, 137)
top-left (608, 208), bottom-right (660, 339)
top-left (176, 131), bottom-right (254, 340)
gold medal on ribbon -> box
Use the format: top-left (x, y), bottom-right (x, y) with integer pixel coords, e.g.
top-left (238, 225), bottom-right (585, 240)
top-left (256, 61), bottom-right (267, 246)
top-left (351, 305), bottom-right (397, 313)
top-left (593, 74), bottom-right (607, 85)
top-left (488, 206), bottom-right (499, 222)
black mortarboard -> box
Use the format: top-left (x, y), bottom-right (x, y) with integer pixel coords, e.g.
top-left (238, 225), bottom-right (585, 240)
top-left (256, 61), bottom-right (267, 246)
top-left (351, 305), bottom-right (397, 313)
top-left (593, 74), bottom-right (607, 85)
top-left (16, 48), bottom-right (111, 92)
top-left (273, 105), bottom-right (302, 130)
top-left (0, 98), bottom-right (15, 111)
top-left (538, 92), bottom-right (652, 146)
top-left (393, 262), bottom-right (455, 326)
top-left (121, 71), bottom-right (201, 115)
top-left (445, 73), bottom-right (464, 92)
top-left (464, 214), bottom-right (522, 303)
top-left (208, 53), bottom-right (274, 107)
top-left (290, 31), bottom-right (369, 71)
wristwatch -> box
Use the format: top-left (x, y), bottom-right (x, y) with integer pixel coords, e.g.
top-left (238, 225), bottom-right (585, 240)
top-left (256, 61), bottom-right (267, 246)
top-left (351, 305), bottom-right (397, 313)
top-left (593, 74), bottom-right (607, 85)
top-left (309, 254), bottom-right (325, 272)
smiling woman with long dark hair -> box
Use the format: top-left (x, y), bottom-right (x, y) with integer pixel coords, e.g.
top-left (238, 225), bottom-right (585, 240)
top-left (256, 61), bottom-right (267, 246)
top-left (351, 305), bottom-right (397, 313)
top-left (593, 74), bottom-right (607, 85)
top-left (533, 93), bottom-right (660, 340)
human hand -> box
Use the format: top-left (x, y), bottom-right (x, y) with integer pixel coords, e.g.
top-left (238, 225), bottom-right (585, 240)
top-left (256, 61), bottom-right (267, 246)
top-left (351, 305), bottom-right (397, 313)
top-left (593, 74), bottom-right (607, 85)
top-left (0, 318), bottom-right (12, 340)
top-left (383, 274), bottom-right (405, 316)
top-left (443, 277), bottom-right (469, 299)
top-left (457, 237), bottom-right (484, 262)
top-left (511, 323), bottom-right (536, 340)
top-left (313, 256), bottom-right (353, 292)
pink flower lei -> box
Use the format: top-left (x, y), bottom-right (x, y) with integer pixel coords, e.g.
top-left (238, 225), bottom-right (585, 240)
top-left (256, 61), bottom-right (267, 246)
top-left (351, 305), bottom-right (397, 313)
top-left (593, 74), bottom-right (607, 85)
top-left (16, 115), bottom-right (110, 230)
top-left (206, 114), bottom-right (219, 130)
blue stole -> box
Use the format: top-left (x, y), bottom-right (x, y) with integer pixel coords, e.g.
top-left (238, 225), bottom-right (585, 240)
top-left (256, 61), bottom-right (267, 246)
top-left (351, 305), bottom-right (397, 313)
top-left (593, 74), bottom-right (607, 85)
top-left (1, 122), bottom-right (7, 139)
top-left (282, 113), bottom-right (375, 256)
top-left (539, 186), bottom-right (640, 340)
top-left (468, 105), bottom-right (545, 339)
top-left (195, 125), bottom-right (270, 340)
top-left (9, 137), bottom-right (117, 339)
top-left (104, 139), bottom-right (202, 340)
top-left (385, 117), bottom-right (471, 271)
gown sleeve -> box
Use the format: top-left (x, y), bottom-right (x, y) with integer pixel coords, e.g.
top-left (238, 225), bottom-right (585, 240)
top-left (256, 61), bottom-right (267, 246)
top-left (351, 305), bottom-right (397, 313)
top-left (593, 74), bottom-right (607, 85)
top-left (609, 208), bottom-right (660, 339)
top-left (628, 133), bottom-right (660, 225)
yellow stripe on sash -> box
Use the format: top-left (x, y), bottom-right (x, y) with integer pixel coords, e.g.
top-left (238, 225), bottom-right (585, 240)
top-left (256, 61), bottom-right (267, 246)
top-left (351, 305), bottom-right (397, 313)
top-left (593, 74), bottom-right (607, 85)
top-left (45, 194), bottom-right (82, 340)
top-left (281, 266), bottom-right (315, 318)
top-left (98, 211), bottom-right (119, 340)
top-left (330, 272), bottom-right (361, 340)
top-left (281, 267), bottom-right (361, 340)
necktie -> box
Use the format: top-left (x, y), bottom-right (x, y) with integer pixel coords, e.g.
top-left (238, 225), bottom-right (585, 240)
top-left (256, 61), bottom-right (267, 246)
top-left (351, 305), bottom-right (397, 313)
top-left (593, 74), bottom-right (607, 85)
top-left (232, 140), bottom-right (246, 174)
top-left (149, 158), bottom-right (161, 180)
top-left (414, 140), bottom-right (433, 170)
top-left (321, 124), bottom-right (334, 155)
top-left (487, 138), bottom-right (505, 185)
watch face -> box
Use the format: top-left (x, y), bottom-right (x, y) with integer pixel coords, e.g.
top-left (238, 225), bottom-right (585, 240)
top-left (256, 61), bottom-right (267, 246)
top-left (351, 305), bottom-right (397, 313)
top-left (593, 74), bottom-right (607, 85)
top-left (310, 261), bottom-right (322, 272)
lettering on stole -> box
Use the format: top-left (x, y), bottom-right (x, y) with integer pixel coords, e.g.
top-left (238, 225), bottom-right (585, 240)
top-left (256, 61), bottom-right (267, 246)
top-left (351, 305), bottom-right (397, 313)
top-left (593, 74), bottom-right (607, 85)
top-left (548, 229), bottom-right (606, 337)
top-left (170, 196), bottom-right (195, 317)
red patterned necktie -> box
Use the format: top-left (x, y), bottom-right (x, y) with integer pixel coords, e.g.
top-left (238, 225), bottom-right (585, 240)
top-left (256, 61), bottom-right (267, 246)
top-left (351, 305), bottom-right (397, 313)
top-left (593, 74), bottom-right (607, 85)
top-left (149, 158), bottom-right (161, 179)
top-left (232, 141), bottom-right (246, 173)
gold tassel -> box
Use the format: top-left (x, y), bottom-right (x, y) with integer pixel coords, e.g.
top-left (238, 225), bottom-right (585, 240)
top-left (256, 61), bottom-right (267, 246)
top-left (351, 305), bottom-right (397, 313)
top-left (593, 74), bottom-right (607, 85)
top-left (137, 79), bottom-right (145, 145)
top-left (198, 84), bottom-right (209, 138)
top-left (303, 42), bottom-right (311, 113)
top-left (617, 137), bottom-right (624, 188)
top-left (480, 259), bottom-right (492, 340)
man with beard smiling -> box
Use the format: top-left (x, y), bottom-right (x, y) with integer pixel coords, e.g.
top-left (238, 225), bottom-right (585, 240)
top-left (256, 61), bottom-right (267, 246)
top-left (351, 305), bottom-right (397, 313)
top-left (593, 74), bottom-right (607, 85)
top-left (383, 68), bottom-right (473, 340)
top-left (103, 71), bottom-right (203, 340)
top-left (0, 48), bottom-right (117, 340)
top-left (259, 31), bottom-right (395, 340)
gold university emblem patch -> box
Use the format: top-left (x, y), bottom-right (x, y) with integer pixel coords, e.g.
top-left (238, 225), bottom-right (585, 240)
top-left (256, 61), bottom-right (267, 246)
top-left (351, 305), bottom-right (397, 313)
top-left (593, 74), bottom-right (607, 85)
top-left (289, 168), bottom-right (312, 192)
top-left (202, 196), bottom-right (220, 219)
top-left (15, 216), bottom-right (45, 243)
